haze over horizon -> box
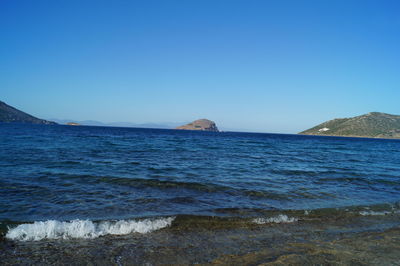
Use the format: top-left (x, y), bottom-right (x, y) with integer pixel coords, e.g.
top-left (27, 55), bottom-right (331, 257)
top-left (1, 0), bottom-right (399, 133)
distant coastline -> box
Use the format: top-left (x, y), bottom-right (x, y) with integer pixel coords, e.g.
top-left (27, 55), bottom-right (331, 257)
top-left (2, 100), bottom-right (400, 139)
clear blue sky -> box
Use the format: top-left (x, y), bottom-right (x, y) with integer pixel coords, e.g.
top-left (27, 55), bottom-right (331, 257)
top-left (1, 0), bottom-right (399, 133)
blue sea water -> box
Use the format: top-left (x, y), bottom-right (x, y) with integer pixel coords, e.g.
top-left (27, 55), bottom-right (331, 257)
top-left (1, 123), bottom-right (400, 225)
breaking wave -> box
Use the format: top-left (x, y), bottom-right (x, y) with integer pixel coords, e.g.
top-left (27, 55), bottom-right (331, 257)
top-left (6, 217), bottom-right (175, 241)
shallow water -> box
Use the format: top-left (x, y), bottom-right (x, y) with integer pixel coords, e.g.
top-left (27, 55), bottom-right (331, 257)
top-left (1, 124), bottom-right (400, 264)
top-left (1, 212), bottom-right (400, 265)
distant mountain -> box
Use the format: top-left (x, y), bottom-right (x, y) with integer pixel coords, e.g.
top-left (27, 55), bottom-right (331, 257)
top-left (50, 119), bottom-right (108, 127)
top-left (176, 119), bottom-right (219, 132)
top-left (0, 101), bottom-right (56, 125)
top-left (50, 119), bottom-right (183, 129)
top-left (300, 112), bottom-right (400, 138)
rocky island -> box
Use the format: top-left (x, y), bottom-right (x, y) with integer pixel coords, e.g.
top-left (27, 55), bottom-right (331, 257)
top-left (0, 101), bottom-right (57, 125)
top-left (176, 119), bottom-right (219, 132)
top-left (300, 112), bottom-right (400, 139)
top-left (66, 122), bottom-right (81, 126)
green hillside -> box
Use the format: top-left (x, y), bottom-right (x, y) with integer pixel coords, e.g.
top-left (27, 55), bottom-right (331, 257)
top-left (300, 112), bottom-right (400, 138)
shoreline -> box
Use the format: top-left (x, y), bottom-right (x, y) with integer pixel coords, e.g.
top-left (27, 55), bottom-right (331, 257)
top-left (2, 201), bottom-right (400, 240)
top-left (1, 211), bottom-right (400, 265)
top-left (298, 133), bottom-right (400, 140)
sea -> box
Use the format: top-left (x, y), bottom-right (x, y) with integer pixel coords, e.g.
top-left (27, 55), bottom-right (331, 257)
top-left (1, 124), bottom-right (400, 265)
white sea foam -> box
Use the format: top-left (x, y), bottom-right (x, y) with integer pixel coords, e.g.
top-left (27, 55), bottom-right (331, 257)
top-left (359, 210), bottom-right (391, 216)
top-left (6, 217), bottom-right (175, 241)
top-left (253, 214), bottom-right (298, 224)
